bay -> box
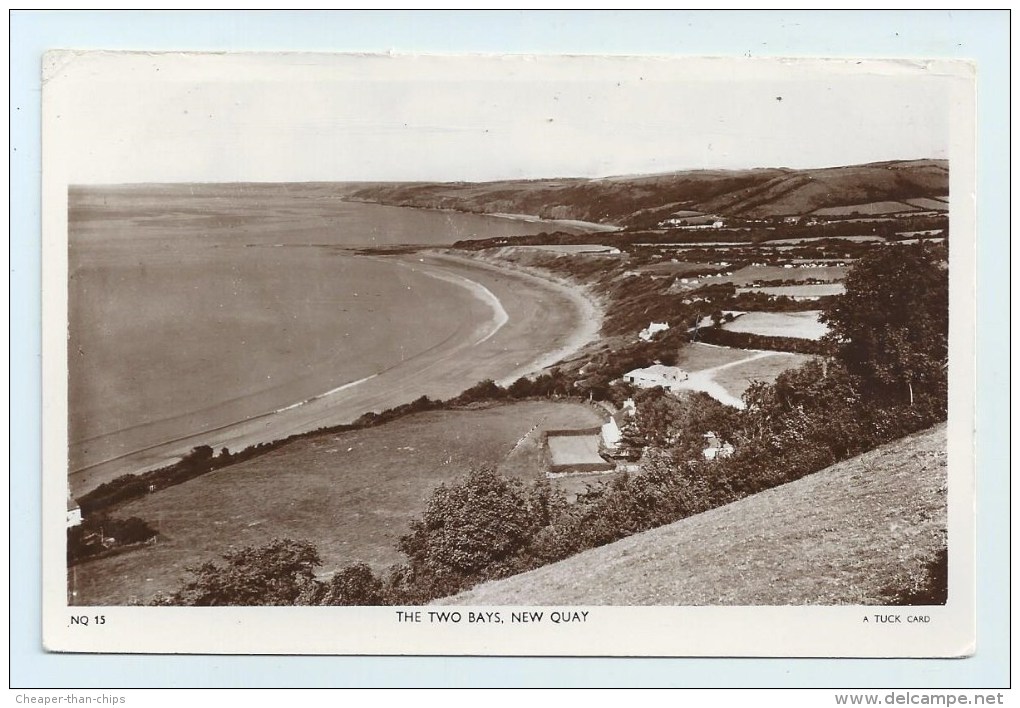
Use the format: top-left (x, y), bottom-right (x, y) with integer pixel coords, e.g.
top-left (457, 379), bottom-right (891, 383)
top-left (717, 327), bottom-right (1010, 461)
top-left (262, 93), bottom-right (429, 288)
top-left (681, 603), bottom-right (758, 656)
top-left (68, 184), bottom-right (585, 492)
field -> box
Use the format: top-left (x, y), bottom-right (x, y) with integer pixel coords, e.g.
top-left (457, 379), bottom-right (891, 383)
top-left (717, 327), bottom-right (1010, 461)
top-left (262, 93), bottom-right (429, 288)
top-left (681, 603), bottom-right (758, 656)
top-left (812, 201), bottom-right (919, 216)
top-left (711, 352), bottom-right (815, 400)
top-left (760, 235), bottom-right (885, 245)
top-left (670, 343), bottom-right (812, 408)
top-left (636, 261), bottom-right (726, 277)
top-left (713, 264), bottom-right (848, 286)
top-left (70, 401), bottom-right (603, 605)
top-left (722, 311), bottom-right (829, 340)
top-left (516, 244), bottom-right (621, 254)
top-left (439, 424), bottom-right (947, 605)
top-left (898, 237), bottom-right (947, 246)
top-left (676, 342), bottom-right (756, 371)
top-left (903, 197), bottom-right (949, 211)
top-left (739, 284), bottom-right (845, 298)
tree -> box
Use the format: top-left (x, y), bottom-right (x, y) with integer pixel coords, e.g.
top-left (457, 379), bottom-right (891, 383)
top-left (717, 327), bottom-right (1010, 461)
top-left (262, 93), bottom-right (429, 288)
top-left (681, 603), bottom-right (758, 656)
top-left (631, 389), bottom-right (737, 455)
top-left (182, 445), bottom-right (214, 467)
top-left (633, 388), bottom-right (686, 447)
top-left (397, 468), bottom-right (559, 592)
top-left (820, 244), bottom-right (948, 406)
top-left (507, 376), bottom-right (535, 398)
top-left (319, 563), bottom-right (386, 606)
top-left (162, 538), bottom-right (321, 606)
top-left (107, 515), bottom-right (158, 545)
top-left (455, 379), bottom-right (505, 403)
top-left (617, 418), bottom-right (645, 455)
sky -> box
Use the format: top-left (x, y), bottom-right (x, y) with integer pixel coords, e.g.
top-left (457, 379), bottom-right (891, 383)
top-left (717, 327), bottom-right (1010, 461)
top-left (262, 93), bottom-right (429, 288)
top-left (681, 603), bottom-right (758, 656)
top-left (44, 52), bottom-right (959, 184)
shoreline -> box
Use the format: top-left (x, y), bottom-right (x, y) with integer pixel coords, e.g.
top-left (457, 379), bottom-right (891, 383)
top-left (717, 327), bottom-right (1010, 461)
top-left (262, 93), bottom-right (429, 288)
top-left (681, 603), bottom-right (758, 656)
top-left (381, 256), bottom-right (510, 346)
top-left (70, 248), bottom-right (604, 497)
top-left (484, 211), bottom-right (621, 234)
top-left (421, 250), bottom-right (605, 386)
top-left (342, 197), bottom-right (619, 234)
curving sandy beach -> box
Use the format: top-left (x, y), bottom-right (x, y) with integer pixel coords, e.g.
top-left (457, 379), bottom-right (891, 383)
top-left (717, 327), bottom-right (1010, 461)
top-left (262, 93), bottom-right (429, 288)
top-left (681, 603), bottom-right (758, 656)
top-left (484, 211), bottom-right (621, 233)
top-left (70, 250), bottom-right (603, 496)
top-left (414, 251), bottom-right (604, 386)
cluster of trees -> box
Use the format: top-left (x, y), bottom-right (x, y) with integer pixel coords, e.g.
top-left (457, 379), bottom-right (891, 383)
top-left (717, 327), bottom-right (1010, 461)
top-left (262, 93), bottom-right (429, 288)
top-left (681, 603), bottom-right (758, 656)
top-left (350, 394), bottom-right (443, 427)
top-left (151, 538), bottom-right (322, 606)
top-left (695, 327), bottom-right (830, 355)
top-left (821, 244), bottom-right (948, 407)
top-left (68, 514), bottom-right (158, 564)
top-left (724, 291), bottom-right (840, 314)
top-left (452, 374), bottom-right (574, 405)
top-left (77, 444), bottom-right (251, 515)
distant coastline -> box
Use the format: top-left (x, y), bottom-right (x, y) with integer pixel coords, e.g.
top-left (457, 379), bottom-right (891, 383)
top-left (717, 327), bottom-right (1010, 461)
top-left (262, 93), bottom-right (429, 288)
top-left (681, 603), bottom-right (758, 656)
top-left (484, 211), bottom-right (620, 233)
top-left (342, 197), bottom-right (619, 234)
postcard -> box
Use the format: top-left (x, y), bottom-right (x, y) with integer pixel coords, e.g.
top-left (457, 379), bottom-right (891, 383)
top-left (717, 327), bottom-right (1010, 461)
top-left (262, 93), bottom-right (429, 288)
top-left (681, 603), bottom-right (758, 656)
top-left (42, 51), bottom-right (975, 656)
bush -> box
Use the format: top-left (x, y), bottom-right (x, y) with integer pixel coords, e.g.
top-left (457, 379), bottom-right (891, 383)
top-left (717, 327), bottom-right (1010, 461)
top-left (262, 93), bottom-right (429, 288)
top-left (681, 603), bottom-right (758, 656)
top-left (161, 538), bottom-right (321, 606)
top-left (67, 514), bottom-right (158, 564)
top-left (453, 379), bottom-right (506, 404)
top-left (319, 563), bottom-right (386, 606)
top-left (392, 468), bottom-right (562, 602)
top-left (821, 243), bottom-right (948, 407)
top-left (695, 327), bottom-right (829, 355)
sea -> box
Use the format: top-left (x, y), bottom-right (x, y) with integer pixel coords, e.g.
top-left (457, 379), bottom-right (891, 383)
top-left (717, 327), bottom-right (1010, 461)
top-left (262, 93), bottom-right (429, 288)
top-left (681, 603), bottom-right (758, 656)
top-left (67, 183), bottom-right (578, 490)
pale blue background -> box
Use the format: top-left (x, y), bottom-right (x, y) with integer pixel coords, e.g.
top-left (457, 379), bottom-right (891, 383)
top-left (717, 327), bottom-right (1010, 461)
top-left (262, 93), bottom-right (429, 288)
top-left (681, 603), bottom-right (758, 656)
top-left (10, 10), bottom-right (1009, 688)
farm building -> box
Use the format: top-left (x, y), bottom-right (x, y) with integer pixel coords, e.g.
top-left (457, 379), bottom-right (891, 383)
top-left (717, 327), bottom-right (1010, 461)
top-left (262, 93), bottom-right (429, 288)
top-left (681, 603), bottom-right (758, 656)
top-left (658, 213), bottom-right (726, 229)
top-left (67, 496), bottom-right (82, 528)
top-left (600, 415), bottom-right (624, 451)
top-left (702, 432), bottom-right (735, 460)
top-left (638, 321), bottom-right (670, 341)
top-left (623, 364), bottom-right (689, 392)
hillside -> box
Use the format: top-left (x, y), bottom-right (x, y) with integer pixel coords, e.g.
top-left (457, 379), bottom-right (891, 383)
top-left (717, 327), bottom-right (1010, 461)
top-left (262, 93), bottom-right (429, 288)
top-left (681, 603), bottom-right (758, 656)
top-left (346, 159), bottom-right (948, 227)
top-left (437, 424), bottom-right (947, 606)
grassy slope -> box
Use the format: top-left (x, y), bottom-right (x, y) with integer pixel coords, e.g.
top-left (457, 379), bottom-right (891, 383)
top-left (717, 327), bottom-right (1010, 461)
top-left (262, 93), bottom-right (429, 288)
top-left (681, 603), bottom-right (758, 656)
top-left (675, 342), bottom-right (756, 371)
top-left (438, 424), bottom-right (947, 606)
top-left (72, 401), bottom-right (602, 605)
top-left (711, 352), bottom-right (814, 400)
top-left (347, 160), bottom-right (948, 225)
top-left (721, 311), bottom-right (829, 340)
top-left (349, 171), bottom-right (783, 225)
top-left (699, 160), bottom-right (948, 218)
top-left (715, 265), bottom-right (850, 286)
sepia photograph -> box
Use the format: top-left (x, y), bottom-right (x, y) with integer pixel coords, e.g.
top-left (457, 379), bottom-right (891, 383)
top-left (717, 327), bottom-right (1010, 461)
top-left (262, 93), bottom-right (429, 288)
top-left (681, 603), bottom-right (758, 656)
top-left (41, 50), bottom-right (977, 657)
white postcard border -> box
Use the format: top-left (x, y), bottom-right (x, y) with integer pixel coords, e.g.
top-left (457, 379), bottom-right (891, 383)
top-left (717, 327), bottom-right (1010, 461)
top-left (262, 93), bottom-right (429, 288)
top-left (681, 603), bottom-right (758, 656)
top-left (40, 51), bottom-right (977, 658)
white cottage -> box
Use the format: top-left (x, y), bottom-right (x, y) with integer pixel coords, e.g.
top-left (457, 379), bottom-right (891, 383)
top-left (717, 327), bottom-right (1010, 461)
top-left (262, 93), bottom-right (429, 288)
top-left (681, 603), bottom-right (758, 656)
top-left (67, 497), bottom-right (82, 528)
top-left (702, 432), bottom-right (735, 460)
top-left (638, 322), bottom-right (670, 341)
top-left (623, 365), bottom-right (689, 392)
top-left (600, 416), bottom-right (622, 451)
